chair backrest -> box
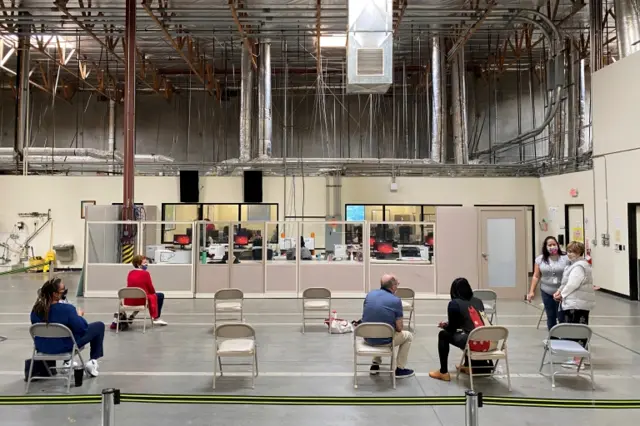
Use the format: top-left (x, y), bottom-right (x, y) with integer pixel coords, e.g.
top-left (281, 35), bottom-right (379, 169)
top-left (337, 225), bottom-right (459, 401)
top-left (30, 323), bottom-right (75, 341)
top-left (118, 287), bottom-right (147, 300)
top-left (467, 325), bottom-right (509, 350)
top-left (354, 322), bottom-right (394, 340)
top-left (215, 323), bottom-right (256, 339)
top-left (215, 288), bottom-right (244, 301)
top-left (549, 323), bottom-right (592, 342)
top-left (395, 288), bottom-right (415, 299)
top-left (302, 287), bottom-right (331, 299)
top-left (473, 290), bottom-right (497, 302)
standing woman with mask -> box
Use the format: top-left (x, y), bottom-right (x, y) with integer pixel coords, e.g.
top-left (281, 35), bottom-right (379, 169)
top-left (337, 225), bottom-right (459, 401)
top-left (125, 255), bottom-right (168, 326)
top-left (527, 236), bottom-right (570, 330)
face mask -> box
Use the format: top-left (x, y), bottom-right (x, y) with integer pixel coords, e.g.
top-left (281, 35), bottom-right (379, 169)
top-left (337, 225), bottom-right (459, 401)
top-left (547, 246), bottom-right (558, 255)
top-left (141, 265), bottom-right (148, 271)
top-left (567, 252), bottom-right (578, 262)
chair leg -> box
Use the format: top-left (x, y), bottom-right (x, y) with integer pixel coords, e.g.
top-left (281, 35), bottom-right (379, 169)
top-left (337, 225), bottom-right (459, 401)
top-left (539, 348), bottom-right (548, 373)
top-left (353, 353), bottom-right (358, 389)
top-left (25, 352), bottom-right (36, 394)
top-left (589, 354), bottom-right (595, 389)
top-left (255, 347), bottom-right (259, 377)
top-left (251, 353), bottom-right (255, 389)
top-left (504, 353), bottom-right (512, 392)
top-left (66, 357), bottom-right (73, 393)
top-left (457, 351), bottom-right (466, 381)
top-left (468, 359), bottom-right (475, 391)
top-left (550, 356), bottom-right (556, 388)
top-left (116, 303), bottom-right (121, 335)
top-left (302, 306), bottom-right (306, 334)
top-left (392, 352), bottom-right (396, 389)
top-left (218, 355), bottom-right (223, 376)
top-left (213, 351), bottom-right (217, 390)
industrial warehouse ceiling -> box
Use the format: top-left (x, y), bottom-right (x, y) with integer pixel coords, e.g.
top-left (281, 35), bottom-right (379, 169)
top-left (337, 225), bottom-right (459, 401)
top-left (0, 0), bottom-right (615, 101)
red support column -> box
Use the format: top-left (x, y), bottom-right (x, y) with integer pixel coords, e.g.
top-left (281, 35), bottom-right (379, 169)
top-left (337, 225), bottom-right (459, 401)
top-left (122, 0), bottom-right (136, 221)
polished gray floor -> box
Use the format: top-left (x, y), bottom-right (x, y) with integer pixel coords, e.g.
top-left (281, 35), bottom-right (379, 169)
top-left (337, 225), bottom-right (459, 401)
top-left (1, 272), bottom-right (640, 425)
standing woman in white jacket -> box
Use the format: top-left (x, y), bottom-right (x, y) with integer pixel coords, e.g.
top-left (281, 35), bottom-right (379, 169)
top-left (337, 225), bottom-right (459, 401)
top-left (554, 241), bottom-right (595, 337)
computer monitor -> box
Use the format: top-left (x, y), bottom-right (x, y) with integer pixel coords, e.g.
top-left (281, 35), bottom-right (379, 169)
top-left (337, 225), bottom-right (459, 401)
top-left (234, 235), bottom-right (249, 246)
top-left (173, 234), bottom-right (191, 246)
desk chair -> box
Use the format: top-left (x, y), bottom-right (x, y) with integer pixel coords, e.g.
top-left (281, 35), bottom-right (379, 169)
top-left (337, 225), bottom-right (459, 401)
top-left (213, 323), bottom-right (258, 389)
top-left (26, 324), bottom-right (86, 393)
top-left (473, 290), bottom-right (498, 324)
top-left (353, 323), bottom-right (396, 389)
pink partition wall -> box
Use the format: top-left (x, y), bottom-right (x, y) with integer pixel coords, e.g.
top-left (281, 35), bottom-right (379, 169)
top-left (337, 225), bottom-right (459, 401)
top-left (436, 207), bottom-right (479, 294)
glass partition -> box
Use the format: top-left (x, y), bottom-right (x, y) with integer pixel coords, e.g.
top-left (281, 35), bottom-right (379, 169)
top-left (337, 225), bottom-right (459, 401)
top-left (202, 204), bottom-right (239, 222)
top-left (194, 220), bottom-right (232, 295)
top-left (229, 222), bottom-right (265, 293)
top-left (265, 221), bottom-right (298, 294)
top-left (163, 204), bottom-right (199, 243)
top-left (369, 221), bottom-right (434, 263)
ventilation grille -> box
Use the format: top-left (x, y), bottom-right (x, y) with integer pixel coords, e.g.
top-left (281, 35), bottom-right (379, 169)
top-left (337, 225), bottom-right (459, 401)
top-left (356, 48), bottom-right (384, 76)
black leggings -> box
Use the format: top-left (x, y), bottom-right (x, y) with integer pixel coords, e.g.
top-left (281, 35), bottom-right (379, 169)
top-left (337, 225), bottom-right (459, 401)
top-left (438, 329), bottom-right (468, 374)
top-left (563, 309), bottom-right (590, 348)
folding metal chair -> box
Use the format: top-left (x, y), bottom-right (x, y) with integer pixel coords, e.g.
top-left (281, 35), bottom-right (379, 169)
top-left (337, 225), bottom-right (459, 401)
top-left (539, 323), bottom-right (594, 389)
top-left (213, 323), bottom-right (258, 389)
top-left (301, 287), bottom-right (331, 334)
top-left (473, 290), bottom-right (498, 324)
top-left (396, 287), bottom-right (416, 332)
top-left (26, 323), bottom-right (86, 394)
top-left (214, 288), bottom-right (244, 328)
top-left (117, 287), bottom-right (153, 333)
top-left (457, 325), bottom-right (511, 391)
top-left (353, 323), bottom-right (396, 389)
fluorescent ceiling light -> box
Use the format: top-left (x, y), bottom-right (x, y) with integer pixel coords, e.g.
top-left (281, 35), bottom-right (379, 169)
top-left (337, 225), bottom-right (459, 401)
top-left (319, 35), bottom-right (347, 48)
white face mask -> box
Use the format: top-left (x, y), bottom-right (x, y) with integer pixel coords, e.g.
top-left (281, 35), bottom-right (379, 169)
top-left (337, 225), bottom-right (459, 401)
top-left (567, 252), bottom-right (578, 262)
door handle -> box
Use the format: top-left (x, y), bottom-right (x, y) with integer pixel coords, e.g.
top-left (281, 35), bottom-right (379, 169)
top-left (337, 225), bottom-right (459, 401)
top-left (481, 253), bottom-right (488, 259)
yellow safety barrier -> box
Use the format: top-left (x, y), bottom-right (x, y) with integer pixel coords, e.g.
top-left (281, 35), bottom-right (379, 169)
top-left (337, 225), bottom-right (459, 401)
top-left (121, 244), bottom-right (134, 264)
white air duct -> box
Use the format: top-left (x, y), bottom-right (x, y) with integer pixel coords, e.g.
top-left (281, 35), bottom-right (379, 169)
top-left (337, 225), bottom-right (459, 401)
top-left (346, 0), bottom-right (393, 94)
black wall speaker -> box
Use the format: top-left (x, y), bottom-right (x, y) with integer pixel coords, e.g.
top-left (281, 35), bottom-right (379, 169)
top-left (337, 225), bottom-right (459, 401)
top-left (243, 170), bottom-right (263, 203)
top-left (179, 170), bottom-right (199, 203)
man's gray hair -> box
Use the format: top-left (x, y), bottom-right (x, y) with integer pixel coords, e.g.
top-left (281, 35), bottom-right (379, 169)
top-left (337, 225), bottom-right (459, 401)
top-left (380, 274), bottom-right (398, 290)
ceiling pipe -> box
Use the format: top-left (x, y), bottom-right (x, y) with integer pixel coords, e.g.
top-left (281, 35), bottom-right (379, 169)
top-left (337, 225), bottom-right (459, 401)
top-left (613, 0), bottom-right (640, 57)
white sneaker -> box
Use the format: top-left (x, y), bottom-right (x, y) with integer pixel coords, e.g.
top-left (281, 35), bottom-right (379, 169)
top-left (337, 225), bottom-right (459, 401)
top-left (561, 358), bottom-right (578, 369)
top-left (62, 360), bottom-right (79, 372)
top-left (84, 360), bottom-right (99, 377)
top-left (153, 318), bottom-right (168, 326)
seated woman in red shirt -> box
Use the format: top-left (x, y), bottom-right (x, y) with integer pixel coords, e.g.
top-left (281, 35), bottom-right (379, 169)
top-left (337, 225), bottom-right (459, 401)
top-left (125, 255), bottom-right (168, 326)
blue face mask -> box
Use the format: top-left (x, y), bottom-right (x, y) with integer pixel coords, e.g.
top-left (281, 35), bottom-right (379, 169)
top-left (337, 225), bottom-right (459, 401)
top-left (141, 265), bottom-right (148, 271)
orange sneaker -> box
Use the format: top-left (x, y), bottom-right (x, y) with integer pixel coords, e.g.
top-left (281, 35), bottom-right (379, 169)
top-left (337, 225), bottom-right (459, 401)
top-left (429, 370), bottom-right (451, 382)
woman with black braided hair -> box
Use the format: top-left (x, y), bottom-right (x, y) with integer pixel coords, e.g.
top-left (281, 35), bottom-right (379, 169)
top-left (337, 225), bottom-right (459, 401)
top-left (31, 278), bottom-right (105, 377)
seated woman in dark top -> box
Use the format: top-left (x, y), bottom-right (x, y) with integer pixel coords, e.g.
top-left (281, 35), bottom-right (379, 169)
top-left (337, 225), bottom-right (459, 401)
top-left (30, 278), bottom-right (105, 377)
top-left (429, 278), bottom-right (486, 382)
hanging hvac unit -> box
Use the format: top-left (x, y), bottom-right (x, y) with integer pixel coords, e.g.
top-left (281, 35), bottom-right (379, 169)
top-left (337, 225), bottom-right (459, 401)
top-left (346, 0), bottom-right (393, 94)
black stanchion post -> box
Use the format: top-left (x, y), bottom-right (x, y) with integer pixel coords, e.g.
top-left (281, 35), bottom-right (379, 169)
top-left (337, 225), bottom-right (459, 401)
top-left (102, 388), bottom-right (120, 426)
top-left (465, 390), bottom-right (482, 426)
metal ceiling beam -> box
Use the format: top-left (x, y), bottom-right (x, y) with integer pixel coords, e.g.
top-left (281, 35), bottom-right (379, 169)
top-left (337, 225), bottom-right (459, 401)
top-left (54, 0), bottom-right (167, 98)
top-left (141, 0), bottom-right (215, 97)
top-left (447, 1), bottom-right (497, 60)
top-left (393, 0), bottom-right (407, 37)
top-left (228, 0), bottom-right (257, 69)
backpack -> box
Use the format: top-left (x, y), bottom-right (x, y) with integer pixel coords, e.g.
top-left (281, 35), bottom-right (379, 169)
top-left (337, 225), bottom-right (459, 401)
top-left (467, 306), bottom-right (494, 352)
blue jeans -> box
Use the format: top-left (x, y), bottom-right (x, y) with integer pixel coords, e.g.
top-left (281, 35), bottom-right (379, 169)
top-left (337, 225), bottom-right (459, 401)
top-left (541, 291), bottom-right (565, 331)
top-left (76, 322), bottom-right (105, 361)
top-left (156, 292), bottom-right (165, 318)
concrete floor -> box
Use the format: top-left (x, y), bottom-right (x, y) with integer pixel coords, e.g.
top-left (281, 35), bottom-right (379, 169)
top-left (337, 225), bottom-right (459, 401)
top-left (1, 272), bottom-right (640, 425)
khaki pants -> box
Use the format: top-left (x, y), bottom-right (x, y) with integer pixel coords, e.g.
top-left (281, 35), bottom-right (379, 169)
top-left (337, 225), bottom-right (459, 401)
top-left (372, 330), bottom-right (413, 369)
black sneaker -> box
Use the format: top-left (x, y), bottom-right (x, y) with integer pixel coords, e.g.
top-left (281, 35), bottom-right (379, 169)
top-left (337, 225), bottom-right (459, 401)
top-left (369, 363), bottom-right (380, 376)
top-left (395, 368), bottom-right (415, 379)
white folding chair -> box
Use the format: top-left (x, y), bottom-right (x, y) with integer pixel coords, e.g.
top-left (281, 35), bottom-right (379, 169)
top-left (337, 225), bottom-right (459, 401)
top-left (213, 323), bottom-right (258, 389)
top-left (395, 288), bottom-right (416, 332)
top-left (536, 303), bottom-right (546, 329)
top-left (539, 323), bottom-right (594, 389)
top-left (26, 323), bottom-right (86, 394)
top-left (301, 287), bottom-right (331, 334)
top-left (353, 323), bottom-right (396, 389)
top-left (117, 287), bottom-right (153, 334)
top-left (214, 288), bottom-right (244, 327)
top-left (473, 290), bottom-right (498, 324)
top-left (457, 326), bottom-right (511, 391)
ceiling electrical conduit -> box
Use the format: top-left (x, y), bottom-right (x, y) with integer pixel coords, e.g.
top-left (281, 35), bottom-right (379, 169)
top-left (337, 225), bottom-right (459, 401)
top-left (0, 148), bottom-right (175, 163)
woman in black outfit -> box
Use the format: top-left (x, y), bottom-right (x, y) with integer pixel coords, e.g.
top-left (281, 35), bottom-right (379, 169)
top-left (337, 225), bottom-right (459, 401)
top-left (429, 278), bottom-right (486, 382)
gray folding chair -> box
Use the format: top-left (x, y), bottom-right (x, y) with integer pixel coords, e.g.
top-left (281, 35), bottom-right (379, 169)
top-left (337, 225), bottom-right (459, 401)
top-left (457, 325), bottom-right (511, 391)
top-left (473, 290), bottom-right (498, 324)
top-left (214, 288), bottom-right (244, 327)
top-left (213, 323), bottom-right (258, 389)
top-left (26, 323), bottom-right (86, 394)
top-left (301, 287), bottom-right (331, 334)
top-left (395, 288), bottom-right (416, 332)
top-left (117, 287), bottom-right (153, 334)
top-left (353, 323), bottom-right (396, 389)
top-left (539, 323), bottom-right (594, 389)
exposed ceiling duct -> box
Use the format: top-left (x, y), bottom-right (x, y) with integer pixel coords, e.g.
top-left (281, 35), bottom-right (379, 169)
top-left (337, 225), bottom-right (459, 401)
top-left (346, 0), bottom-right (393, 94)
top-left (239, 44), bottom-right (254, 162)
top-left (613, 0), bottom-right (640, 58)
top-left (257, 41), bottom-right (273, 158)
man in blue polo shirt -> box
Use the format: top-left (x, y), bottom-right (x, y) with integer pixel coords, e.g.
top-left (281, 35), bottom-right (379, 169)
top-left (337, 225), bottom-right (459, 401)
top-left (362, 274), bottom-right (414, 379)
